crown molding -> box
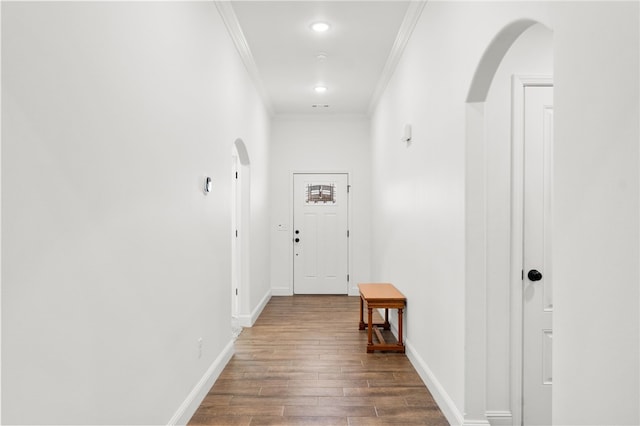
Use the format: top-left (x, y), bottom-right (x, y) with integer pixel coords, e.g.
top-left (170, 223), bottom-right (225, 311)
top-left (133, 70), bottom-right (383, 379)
top-left (367, 0), bottom-right (427, 116)
top-left (215, 1), bottom-right (275, 117)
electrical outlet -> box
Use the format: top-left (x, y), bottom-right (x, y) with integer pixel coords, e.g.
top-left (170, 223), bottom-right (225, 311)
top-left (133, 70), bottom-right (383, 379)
top-left (197, 337), bottom-right (203, 359)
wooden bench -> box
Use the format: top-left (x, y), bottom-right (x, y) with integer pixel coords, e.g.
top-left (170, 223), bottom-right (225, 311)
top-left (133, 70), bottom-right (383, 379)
top-left (358, 283), bottom-right (406, 353)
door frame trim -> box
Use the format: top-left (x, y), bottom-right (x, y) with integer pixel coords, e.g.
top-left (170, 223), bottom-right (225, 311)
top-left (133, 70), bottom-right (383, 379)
top-left (510, 75), bottom-right (553, 425)
top-left (290, 171), bottom-right (351, 295)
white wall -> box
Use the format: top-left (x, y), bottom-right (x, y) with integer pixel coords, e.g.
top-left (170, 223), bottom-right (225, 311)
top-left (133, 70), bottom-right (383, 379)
top-left (1, 2), bottom-right (270, 424)
top-left (552, 2), bottom-right (639, 424)
top-left (269, 115), bottom-right (371, 295)
top-left (370, 1), bottom-right (638, 424)
top-left (371, 3), bottom-right (551, 421)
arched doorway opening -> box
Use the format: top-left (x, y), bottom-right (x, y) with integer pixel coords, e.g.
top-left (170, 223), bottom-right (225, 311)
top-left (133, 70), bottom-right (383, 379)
top-left (232, 138), bottom-right (251, 335)
top-left (464, 20), bottom-right (554, 425)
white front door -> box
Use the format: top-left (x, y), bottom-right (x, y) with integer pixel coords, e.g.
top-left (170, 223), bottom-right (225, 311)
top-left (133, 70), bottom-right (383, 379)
top-left (522, 85), bottom-right (554, 424)
top-left (293, 173), bottom-right (348, 294)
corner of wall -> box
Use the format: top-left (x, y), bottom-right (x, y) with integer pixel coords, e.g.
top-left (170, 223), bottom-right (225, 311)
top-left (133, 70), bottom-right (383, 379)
top-left (239, 288), bottom-right (272, 327)
top-left (251, 289), bottom-right (271, 325)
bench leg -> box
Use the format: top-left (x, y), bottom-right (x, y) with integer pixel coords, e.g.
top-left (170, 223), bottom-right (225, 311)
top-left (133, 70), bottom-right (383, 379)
top-left (398, 308), bottom-right (404, 347)
top-left (383, 308), bottom-right (391, 330)
top-left (359, 296), bottom-right (366, 330)
top-left (367, 307), bottom-right (373, 350)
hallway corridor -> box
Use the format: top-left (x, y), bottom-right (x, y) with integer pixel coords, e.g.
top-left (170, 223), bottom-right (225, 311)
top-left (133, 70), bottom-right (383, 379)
top-left (189, 296), bottom-right (448, 425)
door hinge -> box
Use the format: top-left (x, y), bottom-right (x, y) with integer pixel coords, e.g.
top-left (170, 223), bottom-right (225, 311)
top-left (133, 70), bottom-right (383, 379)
top-left (347, 230), bottom-right (350, 238)
top-left (235, 230), bottom-right (238, 238)
top-left (235, 171), bottom-right (238, 179)
top-left (347, 185), bottom-right (351, 193)
top-left (521, 269), bottom-right (524, 280)
top-left (235, 288), bottom-right (238, 295)
top-left (347, 274), bottom-right (350, 282)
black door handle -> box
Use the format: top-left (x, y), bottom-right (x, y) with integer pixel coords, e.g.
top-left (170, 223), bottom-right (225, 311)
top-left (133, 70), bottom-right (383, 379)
top-left (294, 238), bottom-right (300, 243)
top-left (527, 269), bottom-right (543, 282)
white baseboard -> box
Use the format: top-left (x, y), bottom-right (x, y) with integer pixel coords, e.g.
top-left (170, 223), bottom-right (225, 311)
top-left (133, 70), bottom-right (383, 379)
top-left (271, 286), bottom-right (292, 296)
top-left (250, 289), bottom-right (271, 325)
top-left (273, 287), bottom-right (358, 296)
top-left (168, 340), bottom-right (234, 426)
top-left (272, 287), bottom-right (358, 296)
top-left (237, 313), bottom-right (252, 328)
top-left (485, 411), bottom-right (512, 426)
top-left (237, 289), bottom-right (272, 327)
top-left (405, 339), bottom-right (465, 426)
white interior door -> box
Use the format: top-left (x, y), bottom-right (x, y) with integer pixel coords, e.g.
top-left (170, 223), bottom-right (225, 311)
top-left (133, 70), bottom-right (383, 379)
top-left (522, 85), bottom-right (553, 424)
top-left (293, 173), bottom-right (348, 294)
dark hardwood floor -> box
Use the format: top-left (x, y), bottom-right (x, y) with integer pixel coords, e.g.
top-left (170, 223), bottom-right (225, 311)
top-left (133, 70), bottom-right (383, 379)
top-left (189, 295), bottom-right (449, 426)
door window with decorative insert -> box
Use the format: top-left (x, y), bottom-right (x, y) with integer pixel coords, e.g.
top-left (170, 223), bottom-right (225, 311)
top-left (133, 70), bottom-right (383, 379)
top-left (305, 183), bottom-right (336, 205)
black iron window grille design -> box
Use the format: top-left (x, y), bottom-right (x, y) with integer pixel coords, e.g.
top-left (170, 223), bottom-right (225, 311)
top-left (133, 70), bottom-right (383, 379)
top-left (306, 184), bottom-right (336, 204)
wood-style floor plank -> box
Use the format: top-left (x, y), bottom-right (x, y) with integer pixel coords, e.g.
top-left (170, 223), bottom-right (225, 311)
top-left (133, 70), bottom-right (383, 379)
top-left (188, 295), bottom-right (449, 425)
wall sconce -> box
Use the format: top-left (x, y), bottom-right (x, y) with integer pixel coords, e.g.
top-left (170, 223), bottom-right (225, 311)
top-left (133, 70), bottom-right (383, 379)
top-left (204, 177), bottom-right (212, 193)
top-left (402, 124), bottom-right (412, 143)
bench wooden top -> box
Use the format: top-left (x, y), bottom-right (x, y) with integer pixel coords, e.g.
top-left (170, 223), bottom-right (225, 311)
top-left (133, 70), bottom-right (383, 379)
top-left (358, 283), bottom-right (406, 302)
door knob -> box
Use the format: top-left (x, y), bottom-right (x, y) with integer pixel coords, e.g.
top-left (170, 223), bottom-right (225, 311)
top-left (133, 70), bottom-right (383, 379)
top-left (295, 230), bottom-right (300, 234)
top-left (527, 269), bottom-right (543, 282)
top-left (294, 238), bottom-right (300, 243)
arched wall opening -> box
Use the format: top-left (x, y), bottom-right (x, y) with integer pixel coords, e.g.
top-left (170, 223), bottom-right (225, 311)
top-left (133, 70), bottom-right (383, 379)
top-left (232, 138), bottom-right (252, 329)
top-left (464, 21), bottom-right (553, 425)
top-left (466, 19), bottom-right (539, 103)
top-left (235, 138), bottom-right (251, 166)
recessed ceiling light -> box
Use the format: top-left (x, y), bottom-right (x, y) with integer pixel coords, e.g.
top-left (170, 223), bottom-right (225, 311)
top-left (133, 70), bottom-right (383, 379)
top-left (316, 52), bottom-right (328, 62)
top-left (314, 85), bottom-right (328, 94)
top-left (311, 22), bottom-right (330, 32)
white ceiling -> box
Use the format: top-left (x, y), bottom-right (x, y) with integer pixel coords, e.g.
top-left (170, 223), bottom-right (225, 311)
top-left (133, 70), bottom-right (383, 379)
top-left (220, 1), bottom-right (422, 116)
